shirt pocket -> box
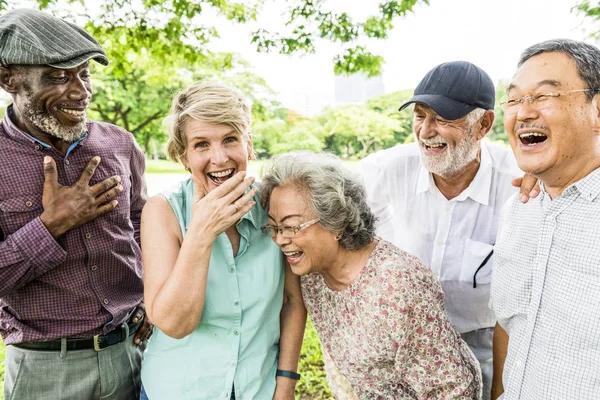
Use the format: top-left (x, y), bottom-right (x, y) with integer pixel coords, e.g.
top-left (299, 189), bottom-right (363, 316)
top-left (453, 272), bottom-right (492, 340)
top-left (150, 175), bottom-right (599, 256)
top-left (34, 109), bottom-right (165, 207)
top-left (90, 172), bottom-right (131, 224)
top-left (0, 195), bottom-right (43, 236)
top-left (459, 238), bottom-right (494, 286)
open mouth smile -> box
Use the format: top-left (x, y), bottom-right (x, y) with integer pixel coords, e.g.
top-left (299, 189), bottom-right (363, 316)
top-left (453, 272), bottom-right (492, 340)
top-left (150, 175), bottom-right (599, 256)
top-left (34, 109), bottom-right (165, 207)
top-left (519, 132), bottom-right (548, 146)
top-left (283, 250), bottom-right (304, 265)
top-left (207, 168), bottom-right (235, 185)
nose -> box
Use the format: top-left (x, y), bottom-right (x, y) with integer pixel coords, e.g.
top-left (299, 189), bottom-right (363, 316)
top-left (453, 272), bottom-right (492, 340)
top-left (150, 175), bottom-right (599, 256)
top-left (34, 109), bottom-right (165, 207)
top-left (515, 98), bottom-right (539, 121)
top-left (416, 116), bottom-right (436, 140)
top-left (67, 77), bottom-right (92, 102)
top-left (273, 232), bottom-right (291, 247)
top-left (210, 144), bottom-right (229, 165)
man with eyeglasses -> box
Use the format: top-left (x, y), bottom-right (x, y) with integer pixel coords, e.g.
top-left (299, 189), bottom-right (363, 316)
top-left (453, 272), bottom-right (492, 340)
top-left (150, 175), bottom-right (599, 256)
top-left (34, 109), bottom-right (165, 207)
top-left (360, 61), bottom-right (531, 400)
top-left (490, 39), bottom-right (600, 400)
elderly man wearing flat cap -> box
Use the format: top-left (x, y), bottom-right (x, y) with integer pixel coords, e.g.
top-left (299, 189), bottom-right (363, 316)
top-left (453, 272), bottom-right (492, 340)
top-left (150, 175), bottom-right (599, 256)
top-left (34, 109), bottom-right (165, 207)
top-left (0, 8), bottom-right (150, 400)
top-left (360, 61), bottom-right (531, 399)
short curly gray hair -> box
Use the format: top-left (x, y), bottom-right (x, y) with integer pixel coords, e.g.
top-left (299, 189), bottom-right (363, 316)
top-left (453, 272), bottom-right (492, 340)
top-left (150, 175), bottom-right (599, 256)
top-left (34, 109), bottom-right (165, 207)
top-left (261, 151), bottom-right (377, 250)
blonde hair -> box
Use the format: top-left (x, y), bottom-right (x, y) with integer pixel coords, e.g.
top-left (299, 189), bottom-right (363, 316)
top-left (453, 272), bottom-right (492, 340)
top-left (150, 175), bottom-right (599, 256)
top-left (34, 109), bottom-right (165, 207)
top-left (165, 82), bottom-right (253, 163)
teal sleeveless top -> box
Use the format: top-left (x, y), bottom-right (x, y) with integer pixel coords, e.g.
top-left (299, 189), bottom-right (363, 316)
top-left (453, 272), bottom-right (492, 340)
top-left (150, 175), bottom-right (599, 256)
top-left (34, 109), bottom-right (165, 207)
top-left (141, 179), bottom-right (285, 399)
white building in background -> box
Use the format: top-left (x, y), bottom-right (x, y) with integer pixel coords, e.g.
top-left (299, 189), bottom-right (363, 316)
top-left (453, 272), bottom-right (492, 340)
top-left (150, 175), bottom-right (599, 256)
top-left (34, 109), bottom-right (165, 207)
top-left (334, 74), bottom-right (385, 107)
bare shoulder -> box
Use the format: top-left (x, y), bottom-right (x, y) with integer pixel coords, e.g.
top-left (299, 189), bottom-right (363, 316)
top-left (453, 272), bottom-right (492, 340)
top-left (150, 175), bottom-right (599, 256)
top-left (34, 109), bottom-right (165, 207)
top-left (141, 194), bottom-right (182, 241)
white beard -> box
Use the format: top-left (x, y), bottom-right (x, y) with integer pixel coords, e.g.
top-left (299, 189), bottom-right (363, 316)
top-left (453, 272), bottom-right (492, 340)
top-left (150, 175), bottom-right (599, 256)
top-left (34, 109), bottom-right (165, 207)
top-left (21, 90), bottom-right (87, 142)
top-left (419, 126), bottom-right (479, 177)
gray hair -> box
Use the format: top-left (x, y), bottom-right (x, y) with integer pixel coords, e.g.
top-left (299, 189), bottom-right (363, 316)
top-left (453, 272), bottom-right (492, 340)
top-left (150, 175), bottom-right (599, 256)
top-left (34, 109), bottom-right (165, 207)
top-left (261, 151), bottom-right (377, 250)
top-left (518, 39), bottom-right (600, 101)
top-left (165, 81), bottom-right (253, 163)
top-left (465, 107), bottom-right (486, 127)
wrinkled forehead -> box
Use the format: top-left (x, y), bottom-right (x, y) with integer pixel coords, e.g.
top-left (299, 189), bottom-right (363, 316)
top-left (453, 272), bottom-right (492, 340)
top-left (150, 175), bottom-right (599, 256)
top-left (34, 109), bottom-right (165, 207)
top-left (509, 52), bottom-right (582, 93)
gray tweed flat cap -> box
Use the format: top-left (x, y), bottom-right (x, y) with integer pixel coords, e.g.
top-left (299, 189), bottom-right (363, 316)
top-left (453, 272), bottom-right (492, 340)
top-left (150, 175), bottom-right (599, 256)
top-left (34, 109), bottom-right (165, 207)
top-left (0, 8), bottom-right (109, 69)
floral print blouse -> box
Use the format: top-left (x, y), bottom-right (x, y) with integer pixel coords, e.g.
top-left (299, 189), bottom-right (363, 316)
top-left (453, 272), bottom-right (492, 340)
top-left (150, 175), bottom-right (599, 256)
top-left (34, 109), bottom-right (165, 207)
top-left (301, 239), bottom-right (482, 399)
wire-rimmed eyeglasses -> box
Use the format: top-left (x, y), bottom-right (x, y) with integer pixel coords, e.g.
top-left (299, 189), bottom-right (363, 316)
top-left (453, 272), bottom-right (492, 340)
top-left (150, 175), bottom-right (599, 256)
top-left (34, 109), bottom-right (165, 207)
top-left (501, 89), bottom-right (599, 115)
top-left (261, 218), bottom-right (320, 239)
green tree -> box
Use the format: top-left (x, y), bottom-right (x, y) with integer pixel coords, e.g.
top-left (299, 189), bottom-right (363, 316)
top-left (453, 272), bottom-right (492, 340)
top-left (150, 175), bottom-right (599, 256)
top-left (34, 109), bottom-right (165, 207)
top-left (365, 89), bottom-right (414, 146)
top-left (3, 0), bottom-right (430, 77)
top-left (316, 105), bottom-right (398, 159)
top-left (574, 1), bottom-right (600, 38)
top-left (488, 80), bottom-right (509, 143)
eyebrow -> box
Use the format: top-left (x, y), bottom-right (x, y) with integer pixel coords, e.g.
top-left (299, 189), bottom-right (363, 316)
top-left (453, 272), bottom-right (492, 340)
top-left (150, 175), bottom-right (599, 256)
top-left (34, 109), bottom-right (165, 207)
top-left (508, 79), bottom-right (562, 92)
top-left (267, 213), bottom-right (304, 224)
top-left (187, 129), bottom-right (238, 141)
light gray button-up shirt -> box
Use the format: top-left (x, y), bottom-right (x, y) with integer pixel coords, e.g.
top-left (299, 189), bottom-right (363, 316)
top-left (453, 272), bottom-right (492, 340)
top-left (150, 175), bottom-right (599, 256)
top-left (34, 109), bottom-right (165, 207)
top-left (491, 167), bottom-right (600, 399)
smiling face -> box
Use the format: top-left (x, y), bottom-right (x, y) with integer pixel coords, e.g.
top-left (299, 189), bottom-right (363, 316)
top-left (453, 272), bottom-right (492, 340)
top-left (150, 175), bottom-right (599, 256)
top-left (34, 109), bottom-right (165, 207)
top-left (413, 104), bottom-right (480, 177)
top-left (11, 63), bottom-right (92, 142)
top-left (505, 52), bottom-right (600, 181)
top-left (268, 184), bottom-right (339, 276)
top-left (182, 118), bottom-right (252, 196)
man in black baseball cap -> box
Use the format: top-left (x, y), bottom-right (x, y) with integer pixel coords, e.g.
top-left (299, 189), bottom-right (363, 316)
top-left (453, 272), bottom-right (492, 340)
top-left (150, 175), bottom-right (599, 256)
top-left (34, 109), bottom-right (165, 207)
top-left (0, 8), bottom-right (151, 400)
top-left (360, 60), bottom-right (528, 400)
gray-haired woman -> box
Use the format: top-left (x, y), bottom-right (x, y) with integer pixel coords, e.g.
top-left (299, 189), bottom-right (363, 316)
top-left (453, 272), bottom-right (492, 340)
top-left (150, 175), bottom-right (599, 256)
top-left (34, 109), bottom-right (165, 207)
top-left (261, 151), bottom-right (482, 400)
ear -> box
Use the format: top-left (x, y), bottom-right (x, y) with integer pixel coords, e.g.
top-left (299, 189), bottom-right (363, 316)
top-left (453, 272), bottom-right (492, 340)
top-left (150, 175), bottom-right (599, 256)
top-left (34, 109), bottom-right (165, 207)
top-left (0, 66), bottom-right (21, 94)
top-left (180, 154), bottom-right (189, 171)
top-left (476, 110), bottom-right (495, 140)
top-left (592, 93), bottom-right (600, 136)
top-left (246, 132), bottom-right (254, 160)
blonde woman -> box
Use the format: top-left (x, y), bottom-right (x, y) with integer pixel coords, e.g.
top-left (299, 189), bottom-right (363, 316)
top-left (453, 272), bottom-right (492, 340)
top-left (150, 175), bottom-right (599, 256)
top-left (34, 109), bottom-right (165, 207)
top-left (139, 82), bottom-right (306, 400)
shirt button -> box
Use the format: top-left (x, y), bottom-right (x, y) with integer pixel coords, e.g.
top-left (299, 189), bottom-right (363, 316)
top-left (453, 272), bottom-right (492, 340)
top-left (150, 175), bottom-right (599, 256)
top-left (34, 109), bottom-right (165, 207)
top-left (25, 201), bottom-right (32, 207)
top-left (229, 267), bottom-right (235, 273)
top-left (65, 159), bottom-right (70, 165)
top-left (91, 265), bottom-right (97, 271)
top-left (436, 242), bottom-right (442, 247)
top-left (231, 361), bottom-right (236, 367)
top-left (234, 329), bottom-right (240, 336)
top-left (35, 145), bottom-right (40, 150)
top-left (103, 299), bottom-right (109, 304)
top-left (234, 301), bottom-right (240, 306)
top-left (85, 233), bottom-right (92, 239)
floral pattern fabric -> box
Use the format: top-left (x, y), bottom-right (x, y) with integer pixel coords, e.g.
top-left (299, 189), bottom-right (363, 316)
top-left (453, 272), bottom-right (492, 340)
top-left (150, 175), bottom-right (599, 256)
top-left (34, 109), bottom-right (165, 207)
top-left (301, 239), bottom-right (482, 399)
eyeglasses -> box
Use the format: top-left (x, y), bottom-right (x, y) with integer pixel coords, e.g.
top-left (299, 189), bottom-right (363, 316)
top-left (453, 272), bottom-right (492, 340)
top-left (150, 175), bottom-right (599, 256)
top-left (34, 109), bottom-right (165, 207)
top-left (261, 218), bottom-right (320, 239)
top-left (501, 89), bottom-right (599, 115)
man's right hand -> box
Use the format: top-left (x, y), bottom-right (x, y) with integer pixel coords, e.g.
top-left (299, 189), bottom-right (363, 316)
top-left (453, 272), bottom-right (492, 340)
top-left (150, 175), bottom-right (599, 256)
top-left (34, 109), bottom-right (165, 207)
top-left (40, 156), bottom-right (123, 238)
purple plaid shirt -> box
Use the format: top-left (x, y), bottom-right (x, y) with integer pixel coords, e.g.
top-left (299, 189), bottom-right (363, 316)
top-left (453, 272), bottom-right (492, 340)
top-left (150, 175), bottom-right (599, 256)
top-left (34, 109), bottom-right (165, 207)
top-left (0, 107), bottom-right (147, 344)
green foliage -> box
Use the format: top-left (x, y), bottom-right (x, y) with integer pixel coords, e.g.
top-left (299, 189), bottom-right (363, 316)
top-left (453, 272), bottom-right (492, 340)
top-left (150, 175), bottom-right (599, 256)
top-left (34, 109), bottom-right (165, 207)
top-left (253, 89), bottom-right (415, 160)
top-left (574, 1), bottom-right (600, 38)
top-left (0, 339), bottom-right (4, 399)
top-left (316, 106), bottom-right (398, 159)
top-left (296, 318), bottom-right (333, 400)
top-left (10, 0), bottom-right (430, 78)
top-left (489, 80), bottom-right (508, 143)
top-left (253, 0), bottom-right (428, 76)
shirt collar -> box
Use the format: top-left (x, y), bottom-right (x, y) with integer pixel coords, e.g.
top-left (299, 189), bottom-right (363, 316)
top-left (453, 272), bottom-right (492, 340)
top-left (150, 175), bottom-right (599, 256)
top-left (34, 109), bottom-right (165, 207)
top-left (2, 104), bottom-right (87, 152)
top-left (539, 166), bottom-right (600, 203)
top-left (416, 142), bottom-right (493, 205)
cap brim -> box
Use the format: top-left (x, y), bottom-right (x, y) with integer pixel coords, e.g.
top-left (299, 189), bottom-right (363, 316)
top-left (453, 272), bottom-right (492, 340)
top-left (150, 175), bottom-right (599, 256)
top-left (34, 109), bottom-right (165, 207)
top-left (399, 94), bottom-right (476, 120)
top-left (48, 52), bottom-right (109, 69)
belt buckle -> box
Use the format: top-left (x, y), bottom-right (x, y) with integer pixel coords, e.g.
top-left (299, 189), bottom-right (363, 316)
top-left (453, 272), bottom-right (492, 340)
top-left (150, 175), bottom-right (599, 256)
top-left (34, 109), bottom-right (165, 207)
top-left (93, 334), bottom-right (104, 352)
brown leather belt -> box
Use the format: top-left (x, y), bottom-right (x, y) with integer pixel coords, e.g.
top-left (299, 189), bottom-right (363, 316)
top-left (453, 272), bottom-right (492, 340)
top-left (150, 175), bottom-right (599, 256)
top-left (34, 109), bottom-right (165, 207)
top-left (13, 320), bottom-right (141, 352)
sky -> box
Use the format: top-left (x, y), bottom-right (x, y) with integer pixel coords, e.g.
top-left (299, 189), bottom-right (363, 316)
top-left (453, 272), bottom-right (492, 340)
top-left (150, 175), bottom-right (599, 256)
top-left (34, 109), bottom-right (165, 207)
top-left (208, 0), bottom-right (596, 115)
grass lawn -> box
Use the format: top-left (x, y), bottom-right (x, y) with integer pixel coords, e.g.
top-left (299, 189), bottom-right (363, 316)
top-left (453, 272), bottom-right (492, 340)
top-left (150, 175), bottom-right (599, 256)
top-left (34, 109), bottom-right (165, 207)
top-left (0, 338), bottom-right (4, 399)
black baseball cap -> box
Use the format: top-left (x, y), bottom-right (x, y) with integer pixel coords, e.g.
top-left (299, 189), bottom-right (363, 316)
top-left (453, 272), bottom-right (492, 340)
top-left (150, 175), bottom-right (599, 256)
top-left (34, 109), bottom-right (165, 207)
top-left (399, 61), bottom-right (495, 120)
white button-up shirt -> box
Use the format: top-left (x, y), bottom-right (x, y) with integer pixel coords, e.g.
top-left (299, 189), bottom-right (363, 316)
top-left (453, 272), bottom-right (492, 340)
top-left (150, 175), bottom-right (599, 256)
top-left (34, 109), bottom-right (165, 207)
top-left (490, 168), bottom-right (600, 400)
top-left (360, 141), bottom-right (520, 333)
